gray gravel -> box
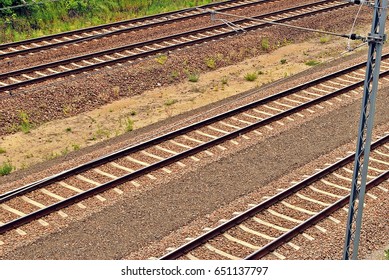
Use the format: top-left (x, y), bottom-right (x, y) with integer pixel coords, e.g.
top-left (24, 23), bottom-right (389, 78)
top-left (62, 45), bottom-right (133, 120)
top-left (3, 84), bottom-right (388, 260)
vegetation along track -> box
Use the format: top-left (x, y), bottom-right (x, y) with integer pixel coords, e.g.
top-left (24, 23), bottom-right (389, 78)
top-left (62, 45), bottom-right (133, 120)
top-left (160, 134), bottom-right (389, 260)
top-left (0, 0), bottom-right (276, 59)
top-left (1, 52), bottom-right (389, 237)
top-left (0, 0), bottom-right (349, 93)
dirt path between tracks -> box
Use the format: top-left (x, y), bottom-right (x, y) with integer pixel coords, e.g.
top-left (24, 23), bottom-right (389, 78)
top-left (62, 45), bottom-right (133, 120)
top-left (0, 33), bottom-right (369, 172)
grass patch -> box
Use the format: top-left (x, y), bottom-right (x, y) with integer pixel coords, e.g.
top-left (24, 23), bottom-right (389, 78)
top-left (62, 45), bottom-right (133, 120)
top-left (320, 36), bottom-right (330, 44)
top-left (0, 0), bottom-right (215, 44)
top-left (0, 161), bottom-right (13, 176)
top-left (18, 111), bottom-right (32, 133)
top-left (72, 144), bottom-right (81, 151)
top-left (125, 118), bottom-right (134, 132)
top-left (221, 76), bottom-right (228, 85)
top-left (261, 38), bottom-right (270, 52)
top-left (205, 57), bottom-right (216, 69)
top-left (0, 147), bottom-right (6, 154)
top-left (170, 70), bottom-right (179, 80)
top-left (188, 73), bottom-right (199, 82)
top-left (164, 99), bottom-right (178, 106)
top-left (385, 249), bottom-right (389, 260)
top-left (305, 60), bottom-right (320, 66)
top-left (155, 54), bottom-right (168, 65)
top-left (244, 72), bottom-right (258, 82)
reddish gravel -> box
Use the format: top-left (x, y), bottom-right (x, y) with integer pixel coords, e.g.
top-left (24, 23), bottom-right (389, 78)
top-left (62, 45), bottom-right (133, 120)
top-left (0, 0), bottom-right (317, 73)
top-left (0, 3), bottom-right (371, 135)
top-left (1, 1), bottom-right (387, 261)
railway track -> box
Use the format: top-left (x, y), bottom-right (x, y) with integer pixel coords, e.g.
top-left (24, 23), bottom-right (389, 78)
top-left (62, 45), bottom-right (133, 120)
top-left (159, 134), bottom-right (389, 260)
top-left (0, 0), bottom-right (349, 93)
top-left (1, 51), bottom-right (389, 237)
top-left (0, 0), bottom-right (276, 59)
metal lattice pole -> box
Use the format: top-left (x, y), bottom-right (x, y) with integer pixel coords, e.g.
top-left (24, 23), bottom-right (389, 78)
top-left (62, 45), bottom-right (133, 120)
top-left (343, 0), bottom-right (388, 260)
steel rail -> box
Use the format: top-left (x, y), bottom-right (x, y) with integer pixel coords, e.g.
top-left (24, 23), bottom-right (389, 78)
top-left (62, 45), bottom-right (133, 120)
top-left (0, 53), bottom-right (381, 202)
top-left (0, 0), bottom-right (277, 59)
top-left (160, 135), bottom-right (389, 260)
top-left (245, 169), bottom-right (389, 260)
top-left (0, 0), bottom-right (348, 93)
top-left (0, 0), bottom-right (275, 59)
top-left (1, 67), bottom-right (387, 234)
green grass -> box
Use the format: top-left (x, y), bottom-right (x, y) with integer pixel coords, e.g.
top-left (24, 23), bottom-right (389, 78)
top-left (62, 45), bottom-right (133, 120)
top-left (0, 147), bottom-right (6, 154)
top-left (305, 60), bottom-right (320, 66)
top-left (18, 111), bottom-right (32, 133)
top-left (188, 73), bottom-right (199, 82)
top-left (244, 72), bottom-right (258, 82)
top-left (320, 36), bottom-right (330, 44)
top-left (155, 54), bottom-right (168, 65)
top-left (205, 57), bottom-right (216, 69)
top-left (261, 38), bottom-right (270, 52)
top-left (0, 0), bottom-right (214, 44)
top-left (385, 249), bottom-right (389, 260)
top-left (164, 99), bottom-right (178, 106)
top-left (72, 144), bottom-right (81, 151)
top-left (125, 117), bottom-right (134, 132)
top-left (280, 58), bottom-right (287, 65)
top-left (170, 70), bottom-right (179, 80)
top-left (0, 161), bottom-right (13, 176)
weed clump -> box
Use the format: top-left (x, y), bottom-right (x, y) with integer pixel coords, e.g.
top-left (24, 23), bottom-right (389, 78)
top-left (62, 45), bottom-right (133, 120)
top-left (125, 118), bottom-right (134, 132)
top-left (244, 72), bottom-right (258, 82)
top-left (305, 60), bottom-right (320, 66)
top-left (188, 73), bottom-right (199, 82)
top-left (19, 111), bottom-right (32, 133)
top-left (0, 161), bottom-right (13, 176)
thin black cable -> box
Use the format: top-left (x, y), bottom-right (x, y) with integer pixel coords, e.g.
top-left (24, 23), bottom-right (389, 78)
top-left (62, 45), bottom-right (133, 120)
top-left (200, 8), bottom-right (367, 42)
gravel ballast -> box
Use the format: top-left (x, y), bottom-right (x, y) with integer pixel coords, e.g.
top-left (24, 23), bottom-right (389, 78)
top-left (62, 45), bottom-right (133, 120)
top-left (3, 83), bottom-right (388, 260)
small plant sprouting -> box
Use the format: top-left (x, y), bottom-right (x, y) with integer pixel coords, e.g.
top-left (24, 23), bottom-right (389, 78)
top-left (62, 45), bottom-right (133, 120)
top-left (0, 161), bottom-right (13, 176)
top-left (155, 54), bottom-right (168, 65)
top-left (320, 36), bottom-right (330, 44)
top-left (280, 58), bottom-right (287, 65)
top-left (61, 147), bottom-right (69, 156)
top-left (125, 118), bottom-right (134, 132)
top-left (244, 72), bottom-right (258, 82)
top-left (385, 249), bottom-right (389, 260)
top-left (62, 105), bottom-right (72, 116)
top-left (261, 38), bottom-right (270, 52)
top-left (164, 99), bottom-right (177, 106)
top-left (221, 76), bottom-right (228, 85)
top-left (0, 147), bottom-right (6, 154)
top-left (205, 57), bottom-right (216, 69)
top-left (258, 70), bottom-right (264, 75)
top-left (19, 111), bottom-right (32, 133)
top-left (188, 73), bottom-right (199, 82)
top-left (171, 70), bottom-right (179, 80)
top-left (130, 110), bottom-right (137, 116)
top-left (112, 86), bottom-right (120, 97)
top-left (65, 127), bottom-right (72, 132)
top-left (72, 144), bottom-right (80, 151)
top-left (305, 60), bottom-right (320, 66)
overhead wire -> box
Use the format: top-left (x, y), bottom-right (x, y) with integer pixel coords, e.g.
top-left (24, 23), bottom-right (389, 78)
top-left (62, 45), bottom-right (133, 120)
top-left (198, 7), bottom-right (367, 42)
top-left (0, 0), bottom-right (377, 143)
top-left (347, 1), bottom-right (365, 51)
